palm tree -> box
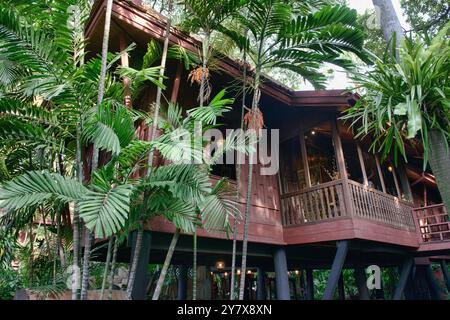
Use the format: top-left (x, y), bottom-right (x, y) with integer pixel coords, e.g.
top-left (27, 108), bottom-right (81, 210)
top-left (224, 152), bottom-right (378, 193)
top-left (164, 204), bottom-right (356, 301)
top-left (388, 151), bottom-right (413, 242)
top-left (343, 23), bottom-right (450, 213)
top-left (180, 0), bottom-right (248, 299)
top-left (220, 0), bottom-right (367, 299)
top-left (80, 0), bottom-right (114, 301)
top-left (126, 0), bottom-right (174, 299)
top-left (0, 0), bottom-right (161, 299)
top-left (150, 92), bottom-right (249, 300)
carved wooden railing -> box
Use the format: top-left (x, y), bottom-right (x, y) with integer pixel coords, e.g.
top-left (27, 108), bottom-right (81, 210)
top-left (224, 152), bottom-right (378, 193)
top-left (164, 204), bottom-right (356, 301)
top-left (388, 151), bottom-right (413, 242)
top-left (280, 179), bottom-right (415, 231)
top-left (347, 180), bottom-right (416, 231)
top-left (280, 179), bottom-right (347, 226)
top-left (413, 204), bottom-right (450, 243)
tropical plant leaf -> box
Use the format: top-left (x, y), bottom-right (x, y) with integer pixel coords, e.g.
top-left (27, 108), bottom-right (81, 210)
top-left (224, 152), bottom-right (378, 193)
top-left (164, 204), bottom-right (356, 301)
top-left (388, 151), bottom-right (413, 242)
top-left (78, 184), bottom-right (133, 238)
top-left (0, 171), bottom-right (86, 211)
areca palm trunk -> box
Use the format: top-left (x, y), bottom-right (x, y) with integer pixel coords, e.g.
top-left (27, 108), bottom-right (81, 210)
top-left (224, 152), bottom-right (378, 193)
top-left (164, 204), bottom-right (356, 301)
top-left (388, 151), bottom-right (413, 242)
top-left (126, 0), bottom-right (174, 300)
top-left (239, 36), bottom-right (263, 298)
top-left (72, 125), bottom-right (83, 300)
top-left (126, 221), bottom-right (144, 299)
top-left (80, 231), bottom-right (93, 300)
top-left (152, 228), bottom-right (180, 299)
top-left (100, 237), bottom-right (114, 299)
top-left (108, 236), bottom-right (119, 300)
top-left (231, 45), bottom-right (248, 301)
top-left (53, 210), bottom-right (61, 285)
top-left (80, 0), bottom-right (114, 299)
top-left (193, 31), bottom-right (211, 301)
top-left (238, 96), bottom-right (260, 299)
top-left (428, 129), bottom-right (450, 214)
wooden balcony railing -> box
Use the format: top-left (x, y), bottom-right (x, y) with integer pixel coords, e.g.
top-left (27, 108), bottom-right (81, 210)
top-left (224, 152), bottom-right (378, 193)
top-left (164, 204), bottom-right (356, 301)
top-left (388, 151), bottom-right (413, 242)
top-left (280, 180), bottom-right (346, 225)
top-left (280, 179), bottom-right (416, 231)
top-left (413, 204), bottom-right (450, 243)
top-left (347, 180), bottom-right (416, 230)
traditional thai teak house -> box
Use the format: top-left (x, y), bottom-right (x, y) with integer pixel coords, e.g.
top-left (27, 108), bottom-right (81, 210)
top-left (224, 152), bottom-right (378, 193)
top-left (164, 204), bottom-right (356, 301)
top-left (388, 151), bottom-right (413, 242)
top-left (86, 0), bottom-right (450, 300)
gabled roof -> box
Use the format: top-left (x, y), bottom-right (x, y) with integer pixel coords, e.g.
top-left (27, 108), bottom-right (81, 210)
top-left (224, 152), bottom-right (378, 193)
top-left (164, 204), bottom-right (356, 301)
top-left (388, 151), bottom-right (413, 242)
top-left (86, 0), bottom-right (358, 109)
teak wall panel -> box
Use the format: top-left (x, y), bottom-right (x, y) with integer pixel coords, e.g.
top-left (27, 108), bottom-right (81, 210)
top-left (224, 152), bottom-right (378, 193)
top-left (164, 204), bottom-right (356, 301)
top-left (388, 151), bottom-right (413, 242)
top-left (283, 218), bottom-right (356, 244)
top-left (239, 162), bottom-right (281, 211)
top-left (351, 218), bottom-right (419, 248)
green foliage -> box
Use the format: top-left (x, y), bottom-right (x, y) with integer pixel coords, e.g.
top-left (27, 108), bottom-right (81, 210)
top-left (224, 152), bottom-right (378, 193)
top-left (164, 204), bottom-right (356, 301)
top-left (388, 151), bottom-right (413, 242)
top-left (0, 171), bottom-right (86, 211)
top-left (142, 39), bottom-right (200, 70)
top-left (343, 23), bottom-right (450, 166)
top-left (220, 1), bottom-right (367, 89)
top-left (401, 0), bottom-right (450, 36)
top-left (356, 9), bottom-right (388, 59)
top-left (0, 267), bottom-right (23, 300)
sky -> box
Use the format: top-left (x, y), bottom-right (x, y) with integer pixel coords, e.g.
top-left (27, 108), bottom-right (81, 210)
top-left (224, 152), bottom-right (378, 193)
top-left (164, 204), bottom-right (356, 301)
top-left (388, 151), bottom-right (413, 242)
top-left (300, 0), bottom-right (410, 91)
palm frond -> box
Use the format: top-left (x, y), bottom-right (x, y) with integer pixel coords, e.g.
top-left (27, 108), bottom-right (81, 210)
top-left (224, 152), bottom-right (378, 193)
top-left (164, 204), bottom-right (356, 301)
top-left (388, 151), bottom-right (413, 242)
top-left (0, 171), bottom-right (86, 211)
top-left (78, 184), bottom-right (133, 239)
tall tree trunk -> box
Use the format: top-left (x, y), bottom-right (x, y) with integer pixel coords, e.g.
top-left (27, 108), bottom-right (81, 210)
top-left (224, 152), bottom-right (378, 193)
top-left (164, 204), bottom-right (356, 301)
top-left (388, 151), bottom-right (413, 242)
top-left (72, 125), bottom-right (83, 300)
top-left (28, 218), bottom-right (34, 286)
top-left (80, 230), bottom-right (93, 300)
top-left (231, 45), bottom-right (248, 301)
top-left (126, 0), bottom-right (174, 299)
top-left (192, 231), bottom-right (198, 300)
top-left (372, 0), bottom-right (403, 52)
top-left (100, 237), bottom-right (114, 299)
top-left (79, 0), bottom-right (114, 299)
top-left (126, 222), bottom-right (144, 300)
top-left (428, 129), bottom-right (450, 213)
top-left (192, 31), bottom-right (211, 301)
top-left (53, 209), bottom-right (61, 285)
top-left (108, 236), bottom-right (119, 300)
top-left (152, 228), bottom-right (180, 300)
top-left (238, 149), bottom-right (254, 300)
top-left (239, 71), bottom-right (261, 300)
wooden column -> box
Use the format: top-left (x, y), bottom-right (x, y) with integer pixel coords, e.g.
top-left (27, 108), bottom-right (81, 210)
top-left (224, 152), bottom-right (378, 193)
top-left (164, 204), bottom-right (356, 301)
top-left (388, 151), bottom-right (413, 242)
top-left (424, 185), bottom-right (428, 206)
top-left (393, 258), bottom-right (413, 300)
top-left (129, 230), bottom-right (152, 300)
top-left (331, 119), bottom-right (354, 217)
top-left (375, 155), bottom-right (387, 193)
top-left (170, 63), bottom-right (183, 103)
top-left (356, 143), bottom-right (368, 186)
top-left (354, 266), bottom-right (370, 300)
top-left (256, 267), bottom-right (267, 300)
top-left (177, 265), bottom-right (188, 300)
top-left (273, 247), bottom-right (290, 300)
top-left (119, 33), bottom-right (132, 108)
top-left (390, 165), bottom-right (402, 198)
top-left (338, 273), bottom-right (345, 300)
top-left (439, 260), bottom-right (450, 293)
top-left (323, 240), bottom-right (349, 300)
top-left (299, 128), bottom-right (311, 187)
top-left (398, 163), bottom-right (413, 201)
top-left (305, 268), bottom-right (314, 300)
top-left (425, 264), bottom-right (442, 300)
top-left (331, 118), bottom-right (348, 179)
top-left (196, 266), bottom-right (212, 300)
